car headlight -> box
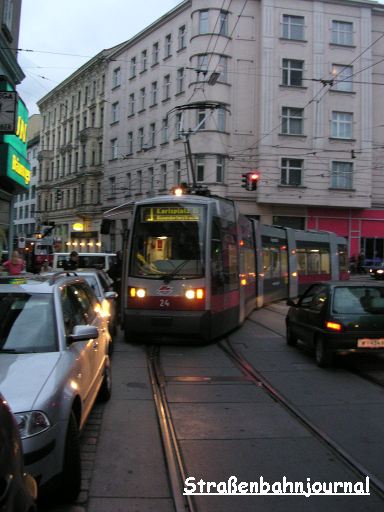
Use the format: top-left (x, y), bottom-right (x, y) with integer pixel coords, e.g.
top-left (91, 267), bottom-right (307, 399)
top-left (377, 269), bottom-right (384, 274)
top-left (14, 411), bottom-right (51, 439)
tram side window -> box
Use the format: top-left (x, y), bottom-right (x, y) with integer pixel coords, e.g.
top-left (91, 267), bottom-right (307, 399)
top-left (320, 251), bottom-right (330, 274)
top-left (263, 247), bottom-right (271, 278)
top-left (270, 248), bottom-right (281, 278)
top-left (211, 217), bottom-right (224, 294)
top-left (296, 249), bottom-right (307, 275)
top-left (338, 244), bottom-right (348, 272)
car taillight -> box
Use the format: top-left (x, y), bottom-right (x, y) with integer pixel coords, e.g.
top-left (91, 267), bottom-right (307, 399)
top-left (326, 321), bottom-right (342, 331)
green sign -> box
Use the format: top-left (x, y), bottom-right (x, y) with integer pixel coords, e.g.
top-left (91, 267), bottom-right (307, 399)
top-left (0, 88), bottom-right (30, 189)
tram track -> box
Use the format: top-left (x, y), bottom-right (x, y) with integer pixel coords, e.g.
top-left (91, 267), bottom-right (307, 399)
top-left (147, 345), bottom-right (197, 512)
top-left (218, 337), bottom-right (384, 500)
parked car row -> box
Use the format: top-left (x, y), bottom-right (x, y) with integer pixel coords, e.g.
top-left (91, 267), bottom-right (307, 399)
top-left (0, 271), bottom-right (114, 507)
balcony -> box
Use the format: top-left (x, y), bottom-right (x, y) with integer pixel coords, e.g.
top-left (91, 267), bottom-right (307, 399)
top-left (75, 204), bottom-right (103, 217)
top-left (78, 127), bottom-right (102, 142)
top-left (37, 149), bottom-right (54, 161)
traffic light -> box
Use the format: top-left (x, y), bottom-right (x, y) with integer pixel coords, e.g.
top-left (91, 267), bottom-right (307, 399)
top-left (248, 172), bottom-right (260, 191)
top-left (55, 189), bottom-right (63, 202)
top-left (241, 172), bottom-right (260, 191)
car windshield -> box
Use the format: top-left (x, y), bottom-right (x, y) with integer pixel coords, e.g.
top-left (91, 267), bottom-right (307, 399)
top-left (332, 286), bottom-right (384, 314)
top-left (129, 203), bottom-right (206, 279)
top-left (0, 293), bottom-right (57, 353)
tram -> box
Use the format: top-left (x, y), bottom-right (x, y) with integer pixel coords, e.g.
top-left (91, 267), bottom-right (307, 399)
top-left (104, 194), bottom-right (348, 343)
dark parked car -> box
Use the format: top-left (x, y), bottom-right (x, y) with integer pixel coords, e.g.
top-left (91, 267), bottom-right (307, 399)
top-left (368, 262), bottom-right (384, 279)
top-left (0, 392), bottom-right (37, 512)
top-left (286, 281), bottom-right (384, 367)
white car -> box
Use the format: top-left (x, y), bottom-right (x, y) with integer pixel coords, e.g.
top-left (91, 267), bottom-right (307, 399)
top-left (0, 273), bottom-right (112, 501)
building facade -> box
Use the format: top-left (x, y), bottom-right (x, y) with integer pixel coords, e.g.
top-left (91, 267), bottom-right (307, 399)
top-left (36, 46), bottom-right (123, 252)
top-left (0, 0), bottom-right (26, 253)
top-left (37, 0), bottom-right (384, 260)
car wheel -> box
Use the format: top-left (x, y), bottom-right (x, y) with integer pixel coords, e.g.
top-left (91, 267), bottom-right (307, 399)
top-left (286, 323), bottom-right (298, 347)
top-left (60, 412), bottom-right (81, 501)
top-left (98, 362), bottom-right (112, 402)
top-left (315, 337), bottom-right (333, 368)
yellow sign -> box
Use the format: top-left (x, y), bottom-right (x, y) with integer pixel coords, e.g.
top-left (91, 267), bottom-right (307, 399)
top-left (12, 153), bottom-right (30, 185)
top-left (142, 206), bottom-right (201, 222)
top-left (72, 223), bottom-right (84, 231)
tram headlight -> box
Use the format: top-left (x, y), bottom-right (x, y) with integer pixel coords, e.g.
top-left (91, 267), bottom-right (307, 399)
top-left (129, 287), bottom-right (147, 298)
top-left (185, 288), bottom-right (204, 300)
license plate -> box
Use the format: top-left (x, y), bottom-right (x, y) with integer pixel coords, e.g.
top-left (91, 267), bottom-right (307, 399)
top-left (357, 338), bottom-right (384, 348)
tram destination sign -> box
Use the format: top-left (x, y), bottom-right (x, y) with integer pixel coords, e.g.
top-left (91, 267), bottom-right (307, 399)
top-left (141, 206), bottom-right (201, 222)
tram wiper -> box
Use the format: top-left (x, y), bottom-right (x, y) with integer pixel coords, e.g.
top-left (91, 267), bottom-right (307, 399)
top-left (162, 260), bottom-right (190, 283)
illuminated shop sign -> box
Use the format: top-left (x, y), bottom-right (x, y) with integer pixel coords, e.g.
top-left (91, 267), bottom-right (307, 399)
top-left (141, 206), bottom-right (202, 222)
top-left (0, 89), bottom-right (30, 190)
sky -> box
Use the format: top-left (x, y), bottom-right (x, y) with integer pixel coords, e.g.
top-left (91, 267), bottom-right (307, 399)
top-left (17, 0), bottom-right (181, 115)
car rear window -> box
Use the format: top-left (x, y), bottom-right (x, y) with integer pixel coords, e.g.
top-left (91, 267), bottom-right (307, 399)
top-left (0, 293), bottom-right (57, 353)
top-left (332, 286), bottom-right (384, 314)
top-left (82, 275), bottom-right (102, 296)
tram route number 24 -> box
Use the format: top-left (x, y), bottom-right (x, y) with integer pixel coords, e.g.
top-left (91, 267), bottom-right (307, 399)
top-left (160, 299), bottom-right (170, 307)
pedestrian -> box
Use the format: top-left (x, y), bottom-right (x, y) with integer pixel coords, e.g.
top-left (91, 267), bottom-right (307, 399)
top-left (63, 250), bottom-right (79, 270)
top-left (1, 250), bottom-right (26, 275)
top-left (357, 252), bottom-right (365, 274)
top-left (40, 259), bottom-right (53, 273)
top-left (107, 251), bottom-right (122, 318)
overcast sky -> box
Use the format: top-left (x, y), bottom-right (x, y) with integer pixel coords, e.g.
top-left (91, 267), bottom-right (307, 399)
top-left (17, 0), bottom-right (181, 115)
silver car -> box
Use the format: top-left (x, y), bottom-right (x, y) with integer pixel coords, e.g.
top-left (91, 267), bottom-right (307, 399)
top-left (0, 273), bottom-right (112, 501)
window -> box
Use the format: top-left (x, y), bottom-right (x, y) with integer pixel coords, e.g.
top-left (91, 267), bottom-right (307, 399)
top-left (281, 159), bottom-right (302, 186)
top-left (152, 42), bottom-right (159, 65)
top-left (127, 131), bottom-right (133, 154)
top-left (178, 25), bottom-right (186, 50)
top-left (109, 176), bottom-right (116, 196)
top-left (84, 86), bottom-right (88, 105)
top-left (219, 11), bottom-right (228, 36)
top-left (148, 167), bottom-right (154, 192)
top-left (110, 138), bottom-right (118, 160)
top-left (197, 108), bottom-right (206, 129)
top-left (138, 127), bottom-right (144, 151)
top-left (165, 34), bottom-right (172, 58)
top-left (217, 107), bottom-right (226, 132)
top-left (197, 54), bottom-right (208, 80)
top-left (130, 57), bottom-right (136, 78)
top-left (140, 87), bottom-right (146, 110)
top-left (216, 156), bottom-right (225, 182)
top-left (281, 107), bottom-right (304, 135)
top-left (331, 111), bottom-right (353, 139)
top-left (111, 102), bottom-right (120, 123)
top-left (137, 170), bottom-right (143, 193)
top-left (126, 173), bottom-right (131, 195)
top-left (141, 50), bottom-right (147, 72)
top-left (162, 118), bottom-right (169, 144)
top-left (175, 113), bottom-right (183, 139)
top-left (199, 10), bottom-right (209, 34)
top-left (282, 15), bottom-right (304, 40)
top-left (112, 67), bottom-right (121, 88)
top-left (331, 161), bottom-right (353, 189)
top-left (150, 81), bottom-right (158, 105)
top-left (163, 74), bottom-right (171, 100)
top-left (332, 64), bottom-right (353, 92)
top-left (174, 160), bottom-right (181, 184)
top-left (332, 20), bottom-right (353, 46)
top-left (282, 59), bottom-right (303, 86)
top-left (149, 123), bottom-right (156, 147)
top-left (196, 156), bottom-right (205, 182)
top-left (176, 68), bottom-right (184, 93)
top-left (161, 164), bottom-right (167, 190)
top-left (129, 93), bottom-right (135, 115)
top-left (217, 56), bottom-right (228, 82)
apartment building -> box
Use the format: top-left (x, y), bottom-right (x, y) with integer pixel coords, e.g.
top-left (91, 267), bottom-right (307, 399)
top-left (37, 46), bottom-right (123, 251)
top-left (100, 0), bottom-right (384, 258)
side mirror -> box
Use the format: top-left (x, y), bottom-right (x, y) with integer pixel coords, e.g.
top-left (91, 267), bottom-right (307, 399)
top-left (68, 325), bottom-right (99, 343)
top-left (287, 298), bottom-right (297, 307)
top-left (105, 291), bottom-right (118, 300)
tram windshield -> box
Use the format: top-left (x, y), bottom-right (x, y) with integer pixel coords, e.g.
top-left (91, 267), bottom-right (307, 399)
top-left (129, 203), bottom-right (206, 279)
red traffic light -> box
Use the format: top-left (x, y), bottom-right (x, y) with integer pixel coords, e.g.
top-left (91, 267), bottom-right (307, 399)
top-left (249, 173), bottom-right (259, 181)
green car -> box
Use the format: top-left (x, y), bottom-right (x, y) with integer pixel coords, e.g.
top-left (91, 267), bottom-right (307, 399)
top-left (286, 281), bottom-right (384, 367)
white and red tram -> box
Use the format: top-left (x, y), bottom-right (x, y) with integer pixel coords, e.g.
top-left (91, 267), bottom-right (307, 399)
top-left (105, 194), bottom-right (348, 343)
